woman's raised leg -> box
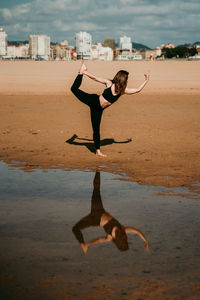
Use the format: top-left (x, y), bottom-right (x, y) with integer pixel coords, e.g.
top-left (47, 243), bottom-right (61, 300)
top-left (71, 74), bottom-right (90, 105)
top-left (70, 62), bottom-right (92, 105)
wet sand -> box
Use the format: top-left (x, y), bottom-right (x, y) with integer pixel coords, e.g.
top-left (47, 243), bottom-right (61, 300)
top-left (0, 60), bottom-right (200, 193)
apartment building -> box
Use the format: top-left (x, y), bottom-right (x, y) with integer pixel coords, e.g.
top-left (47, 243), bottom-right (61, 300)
top-left (7, 44), bottom-right (29, 58)
top-left (91, 43), bottom-right (113, 61)
top-left (75, 31), bottom-right (92, 59)
top-left (119, 36), bottom-right (132, 52)
top-left (104, 38), bottom-right (115, 50)
top-left (0, 28), bottom-right (7, 57)
top-left (51, 44), bottom-right (72, 60)
top-left (29, 34), bottom-right (50, 60)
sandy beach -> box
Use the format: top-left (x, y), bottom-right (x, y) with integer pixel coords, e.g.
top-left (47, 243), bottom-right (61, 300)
top-left (0, 60), bottom-right (200, 191)
top-left (1, 60), bottom-right (200, 299)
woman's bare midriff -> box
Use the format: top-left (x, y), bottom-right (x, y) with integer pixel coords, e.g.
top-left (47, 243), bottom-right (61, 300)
top-left (100, 212), bottom-right (113, 227)
top-left (99, 94), bottom-right (112, 109)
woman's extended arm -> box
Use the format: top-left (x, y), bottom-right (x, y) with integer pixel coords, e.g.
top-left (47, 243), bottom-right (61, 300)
top-left (83, 70), bottom-right (111, 87)
top-left (125, 226), bottom-right (150, 252)
top-left (125, 73), bottom-right (150, 95)
top-left (87, 234), bottom-right (113, 246)
top-left (80, 234), bottom-right (112, 255)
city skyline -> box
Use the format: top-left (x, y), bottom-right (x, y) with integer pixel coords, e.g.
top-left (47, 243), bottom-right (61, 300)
top-left (0, 0), bottom-right (200, 48)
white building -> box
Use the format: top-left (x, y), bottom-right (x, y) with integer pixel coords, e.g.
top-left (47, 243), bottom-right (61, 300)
top-left (60, 40), bottom-right (68, 47)
top-left (75, 31), bottom-right (92, 59)
top-left (50, 44), bottom-right (72, 61)
top-left (119, 36), bottom-right (132, 52)
top-left (6, 44), bottom-right (29, 59)
top-left (29, 34), bottom-right (50, 60)
top-left (91, 43), bottom-right (113, 61)
top-left (99, 46), bottom-right (113, 61)
top-left (116, 52), bottom-right (142, 61)
top-left (0, 28), bottom-right (7, 57)
top-left (140, 48), bottom-right (162, 60)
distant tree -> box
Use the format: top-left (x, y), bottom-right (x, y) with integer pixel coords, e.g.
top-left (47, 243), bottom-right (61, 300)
top-left (188, 47), bottom-right (197, 56)
top-left (8, 40), bottom-right (28, 46)
top-left (175, 46), bottom-right (188, 58)
top-left (193, 41), bottom-right (200, 46)
top-left (51, 42), bottom-right (60, 45)
top-left (162, 46), bottom-right (197, 58)
top-left (162, 47), bottom-right (176, 58)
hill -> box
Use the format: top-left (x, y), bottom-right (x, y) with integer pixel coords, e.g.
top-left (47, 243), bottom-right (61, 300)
top-left (177, 41), bottom-right (200, 47)
top-left (132, 42), bottom-right (151, 50)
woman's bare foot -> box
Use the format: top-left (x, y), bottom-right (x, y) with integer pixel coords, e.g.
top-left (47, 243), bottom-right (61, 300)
top-left (96, 149), bottom-right (107, 157)
top-left (80, 243), bottom-right (88, 255)
top-left (79, 61), bottom-right (87, 74)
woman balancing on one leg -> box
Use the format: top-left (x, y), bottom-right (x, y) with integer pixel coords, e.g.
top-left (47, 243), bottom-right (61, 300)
top-left (71, 62), bottom-right (149, 157)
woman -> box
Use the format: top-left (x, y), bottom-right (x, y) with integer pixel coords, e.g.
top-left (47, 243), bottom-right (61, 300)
top-left (72, 171), bottom-right (149, 255)
top-left (71, 61), bottom-right (149, 157)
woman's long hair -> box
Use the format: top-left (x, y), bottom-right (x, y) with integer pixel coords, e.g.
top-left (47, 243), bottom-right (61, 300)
top-left (112, 70), bottom-right (129, 94)
top-left (112, 227), bottom-right (129, 251)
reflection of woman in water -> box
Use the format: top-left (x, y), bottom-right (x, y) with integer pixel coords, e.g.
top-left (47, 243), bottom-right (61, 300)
top-left (71, 61), bottom-right (149, 157)
top-left (72, 171), bottom-right (149, 255)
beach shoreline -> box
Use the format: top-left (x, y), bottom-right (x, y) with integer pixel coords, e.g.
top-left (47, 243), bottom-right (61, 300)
top-left (0, 61), bottom-right (200, 194)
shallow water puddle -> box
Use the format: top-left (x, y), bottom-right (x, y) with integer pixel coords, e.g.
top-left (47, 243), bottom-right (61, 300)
top-left (0, 161), bottom-right (200, 299)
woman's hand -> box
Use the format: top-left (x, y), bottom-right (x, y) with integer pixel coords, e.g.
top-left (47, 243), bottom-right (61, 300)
top-left (144, 73), bottom-right (150, 81)
top-left (145, 242), bottom-right (150, 253)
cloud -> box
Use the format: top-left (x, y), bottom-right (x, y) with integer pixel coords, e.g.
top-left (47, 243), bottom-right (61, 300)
top-left (0, 0), bottom-right (200, 47)
top-left (1, 8), bottom-right (12, 19)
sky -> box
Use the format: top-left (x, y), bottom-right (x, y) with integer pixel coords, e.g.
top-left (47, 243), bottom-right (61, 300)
top-left (0, 0), bottom-right (200, 48)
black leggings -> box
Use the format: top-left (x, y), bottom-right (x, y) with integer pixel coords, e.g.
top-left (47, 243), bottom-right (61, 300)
top-left (72, 171), bottom-right (105, 244)
top-left (71, 74), bottom-right (103, 150)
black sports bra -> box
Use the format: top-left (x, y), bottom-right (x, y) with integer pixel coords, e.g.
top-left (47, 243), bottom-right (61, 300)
top-left (102, 85), bottom-right (121, 104)
top-left (103, 218), bottom-right (123, 235)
